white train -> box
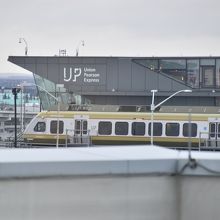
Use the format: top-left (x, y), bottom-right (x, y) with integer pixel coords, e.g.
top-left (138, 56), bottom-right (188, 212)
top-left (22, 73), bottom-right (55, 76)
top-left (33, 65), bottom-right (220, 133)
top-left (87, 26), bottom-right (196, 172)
top-left (22, 110), bottom-right (220, 147)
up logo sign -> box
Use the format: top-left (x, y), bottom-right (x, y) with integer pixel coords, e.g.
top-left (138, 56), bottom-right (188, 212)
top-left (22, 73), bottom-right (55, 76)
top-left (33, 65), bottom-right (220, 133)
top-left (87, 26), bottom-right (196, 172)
top-left (63, 67), bottom-right (82, 82)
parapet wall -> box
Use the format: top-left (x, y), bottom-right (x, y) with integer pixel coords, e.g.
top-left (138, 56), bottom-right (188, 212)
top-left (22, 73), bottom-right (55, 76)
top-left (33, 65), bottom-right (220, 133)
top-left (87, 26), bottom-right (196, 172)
top-left (0, 146), bottom-right (220, 220)
top-left (0, 175), bottom-right (219, 220)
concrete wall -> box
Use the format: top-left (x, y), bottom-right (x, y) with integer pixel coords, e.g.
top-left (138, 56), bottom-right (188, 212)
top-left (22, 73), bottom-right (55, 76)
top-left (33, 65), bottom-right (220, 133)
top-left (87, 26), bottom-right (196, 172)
top-left (0, 175), bottom-right (219, 220)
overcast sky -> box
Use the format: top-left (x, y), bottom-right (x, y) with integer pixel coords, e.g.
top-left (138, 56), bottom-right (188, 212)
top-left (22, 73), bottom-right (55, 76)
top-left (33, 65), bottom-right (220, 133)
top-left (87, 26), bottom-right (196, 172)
top-left (1, 0), bottom-right (220, 74)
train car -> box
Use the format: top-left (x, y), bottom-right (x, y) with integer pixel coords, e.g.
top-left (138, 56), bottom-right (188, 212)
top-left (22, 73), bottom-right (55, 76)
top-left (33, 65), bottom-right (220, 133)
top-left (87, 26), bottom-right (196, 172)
top-left (22, 110), bottom-right (220, 147)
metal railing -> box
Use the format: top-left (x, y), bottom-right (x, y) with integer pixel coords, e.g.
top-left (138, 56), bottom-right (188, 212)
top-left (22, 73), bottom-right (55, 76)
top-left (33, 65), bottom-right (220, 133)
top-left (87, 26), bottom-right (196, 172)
top-left (0, 129), bottom-right (92, 148)
top-left (199, 132), bottom-right (220, 149)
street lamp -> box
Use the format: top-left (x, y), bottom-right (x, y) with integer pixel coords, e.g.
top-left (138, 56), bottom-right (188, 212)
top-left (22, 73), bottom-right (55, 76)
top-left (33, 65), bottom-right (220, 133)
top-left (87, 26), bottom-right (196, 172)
top-left (20, 82), bottom-right (63, 148)
top-left (19, 38), bottom-right (28, 56)
top-left (12, 87), bottom-right (21, 148)
top-left (150, 89), bottom-right (192, 145)
top-left (76, 40), bottom-right (85, 56)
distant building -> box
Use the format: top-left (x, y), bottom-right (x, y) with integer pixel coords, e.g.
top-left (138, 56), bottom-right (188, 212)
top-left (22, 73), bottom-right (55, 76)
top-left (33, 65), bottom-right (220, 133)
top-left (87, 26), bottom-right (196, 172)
top-left (0, 85), bottom-right (40, 141)
top-left (0, 111), bottom-right (38, 141)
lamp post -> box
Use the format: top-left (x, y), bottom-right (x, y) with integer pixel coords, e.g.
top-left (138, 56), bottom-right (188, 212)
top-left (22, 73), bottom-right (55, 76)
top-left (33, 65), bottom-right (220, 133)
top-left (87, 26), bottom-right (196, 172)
top-left (20, 82), bottom-right (62, 148)
top-left (150, 89), bottom-right (192, 145)
top-left (76, 40), bottom-right (85, 56)
top-left (19, 38), bottom-right (28, 56)
top-left (12, 87), bottom-right (21, 148)
top-left (20, 84), bottom-right (24, 132)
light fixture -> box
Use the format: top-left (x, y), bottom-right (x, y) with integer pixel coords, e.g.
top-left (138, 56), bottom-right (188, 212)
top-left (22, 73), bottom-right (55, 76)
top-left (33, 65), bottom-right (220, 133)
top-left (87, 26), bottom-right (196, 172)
top-left (19, 38), bottom-right (28, 56)
top-left (150, 89), bottom-right (192, 145)
top-left (76, 40), bottom-right (85, 56)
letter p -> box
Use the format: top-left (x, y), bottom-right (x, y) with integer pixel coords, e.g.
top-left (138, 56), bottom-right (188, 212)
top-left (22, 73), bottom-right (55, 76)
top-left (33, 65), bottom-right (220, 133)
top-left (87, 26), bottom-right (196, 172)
top-left (73, 68), bottom-right (82, 82)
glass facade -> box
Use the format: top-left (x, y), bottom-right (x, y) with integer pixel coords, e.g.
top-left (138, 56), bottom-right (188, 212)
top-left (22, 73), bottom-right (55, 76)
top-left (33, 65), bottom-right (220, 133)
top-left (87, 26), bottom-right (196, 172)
top-left (34, 74), bottom-right (90, 110)
top-left (159, 59), bottom-right (186, 69)
top-left (135, 59), bottom-right (159, 70)
top-left (34, 74), bottom-right (57, 110)
top-left (134, 57), bottom-right (220, 89)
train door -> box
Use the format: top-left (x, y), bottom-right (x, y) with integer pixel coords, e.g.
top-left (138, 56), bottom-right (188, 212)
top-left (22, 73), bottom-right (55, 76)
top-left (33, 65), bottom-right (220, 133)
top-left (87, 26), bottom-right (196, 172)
top-left (74, 119), bottom-right (89, 144)
top-left (209, 122), bottom-right (220, 147)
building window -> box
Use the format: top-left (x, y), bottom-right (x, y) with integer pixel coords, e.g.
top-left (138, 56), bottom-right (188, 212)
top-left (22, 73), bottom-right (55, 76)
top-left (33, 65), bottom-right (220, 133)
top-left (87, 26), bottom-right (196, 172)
top-left (200, 59), bottom-right (215, 66)
top-left (187, 59), bottom-right (199, 88)
top-left (115, 122), bottom-right (128, 135)
top-left (202, 66), bottom-right (215, 88)
top-left (98, 121), bottom-right (112, 135)
top-left (159, 59), bottom-right (186, 69)
top-left (183, 123), bottom-right (197, 137)
top-left (166, 123), bottom-right (180, 136)
top-left (216, 59), bottom-right (220, 88)
top-left (50, 120), bottom-right (64, 134)
top-left (148, 122), bottom-right (162, 136)
top-left (162, 69), bottom-right (187, 83)
top-left (159, 59), bottom-right (187, 83)
top-left (134, 59), bottom-right (159, 70)
top-left (132, 122), bottom-right (145, 136)
top-left (34, 122), bottom-right (46, 132)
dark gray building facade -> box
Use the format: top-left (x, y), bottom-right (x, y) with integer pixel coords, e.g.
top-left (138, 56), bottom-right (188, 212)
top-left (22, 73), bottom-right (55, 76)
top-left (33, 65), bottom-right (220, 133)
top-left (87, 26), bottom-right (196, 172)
top-left (8, 56), bottom-right (220, 110)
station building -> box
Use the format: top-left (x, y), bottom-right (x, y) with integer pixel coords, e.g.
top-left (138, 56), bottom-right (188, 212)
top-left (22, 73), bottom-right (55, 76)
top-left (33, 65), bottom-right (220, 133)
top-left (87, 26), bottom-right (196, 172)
top-left (8, 56), bottom-right (220, 110)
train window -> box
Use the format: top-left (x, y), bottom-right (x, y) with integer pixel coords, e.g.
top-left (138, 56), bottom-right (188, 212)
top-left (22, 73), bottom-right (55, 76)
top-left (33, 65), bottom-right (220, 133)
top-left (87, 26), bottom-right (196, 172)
top-left (115, 122), bottom-right (128, 135)
top-left (83, 121), bottom-right (88, 135)
top-left (218, 124), bottom-right (220, 138)
top-left (75, 120), bottom-right (88, 135)
top-left (209, 123), bottom-right (216, 138)
top-left (132, 122), bottom-right (145, 136)
top-left (75, 120), bottom-right (81, 135)
top-left (166, 123), bottom-right (179, 136)
top-left (50, 120), bottom-right (64, 134)
top-left (183, 123), bottom-right (197, 137)
top-left (34, 122), bottom-right (46, 132)
top-left (148, 122), bottom-right (162, 136)
top-left (98, 121), bottom-right (112, 135)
